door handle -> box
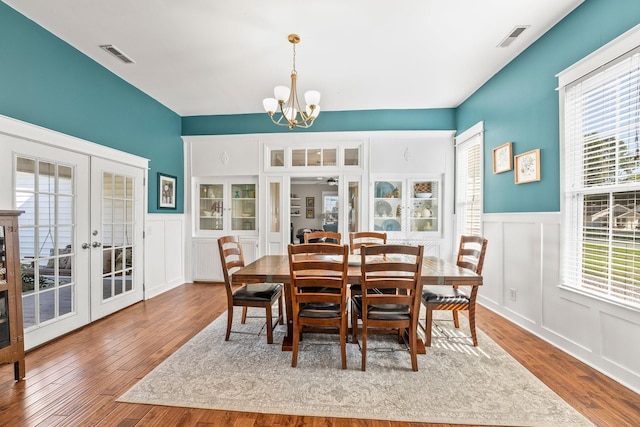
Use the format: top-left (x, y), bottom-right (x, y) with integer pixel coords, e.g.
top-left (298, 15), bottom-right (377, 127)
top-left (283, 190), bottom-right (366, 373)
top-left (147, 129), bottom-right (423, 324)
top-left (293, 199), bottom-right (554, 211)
top-left (92, 241), bottom-right (102, 248)
top-left (82, 243), bottom-right (90, 249)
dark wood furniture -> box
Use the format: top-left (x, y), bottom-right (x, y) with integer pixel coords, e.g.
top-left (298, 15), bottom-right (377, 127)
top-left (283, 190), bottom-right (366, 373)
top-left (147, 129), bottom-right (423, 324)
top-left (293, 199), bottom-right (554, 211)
top-left (231, 253), bottom-right (482, 352)
top-left (303, 231), bottom-right (341, 244)
top-left (0, 210), bottom-right (25, 381)
top-left (218, 235), bottom-right (284, 344)
top-left (422, 235), bottom-right (488, 347)
top-left (352, 244), bottom-right (424, 371)
top-left (288, 243), bottom-right (349, 368)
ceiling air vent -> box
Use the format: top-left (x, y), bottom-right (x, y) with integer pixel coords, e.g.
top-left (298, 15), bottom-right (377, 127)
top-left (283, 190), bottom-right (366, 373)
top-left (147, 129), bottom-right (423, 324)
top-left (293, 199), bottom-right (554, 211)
top-left (100, 44), bottom-right (135, 64)
top-left (497, 25), bottom-right (530, 48)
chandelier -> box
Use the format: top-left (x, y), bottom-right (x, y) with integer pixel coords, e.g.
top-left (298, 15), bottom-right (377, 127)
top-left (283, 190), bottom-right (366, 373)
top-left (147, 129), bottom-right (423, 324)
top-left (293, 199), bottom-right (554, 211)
top-left (263, 34), bottom-right (321, 129)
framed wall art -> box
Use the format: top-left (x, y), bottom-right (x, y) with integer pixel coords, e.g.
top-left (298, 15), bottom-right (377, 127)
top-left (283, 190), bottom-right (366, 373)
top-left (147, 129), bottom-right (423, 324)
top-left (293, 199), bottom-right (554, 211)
top-left (514, 149), bottom-right (541, 184)
top-left (306, 197), bottom-right (314, 207)
top-left (306, 208), bottom-right (314, 218)
top-left (158, 173), bottom-right (177, 209)
top-left (492, 142), bottom-right (513, 174)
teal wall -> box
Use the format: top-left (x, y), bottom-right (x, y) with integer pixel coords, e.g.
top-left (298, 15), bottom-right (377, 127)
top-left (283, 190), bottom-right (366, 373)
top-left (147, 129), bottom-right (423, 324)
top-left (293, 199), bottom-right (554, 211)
top-left (0, 3), bottom-right (184, 213)
top-left (183, 109), bottom-right (456, 135)
top-left (456, 0), bottom-right (640, 213)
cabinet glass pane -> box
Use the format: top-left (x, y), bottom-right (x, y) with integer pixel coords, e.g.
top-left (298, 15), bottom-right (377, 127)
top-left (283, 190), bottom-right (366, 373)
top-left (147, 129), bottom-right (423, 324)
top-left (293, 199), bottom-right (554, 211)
top-left (199, 184), bottom-right (224, 231)
top-left (409, 180), bottom-right (438, 233)
top-left (231, 184), bottom-right (256, 231)
top-left (373, 180), bottom-right (403, 232)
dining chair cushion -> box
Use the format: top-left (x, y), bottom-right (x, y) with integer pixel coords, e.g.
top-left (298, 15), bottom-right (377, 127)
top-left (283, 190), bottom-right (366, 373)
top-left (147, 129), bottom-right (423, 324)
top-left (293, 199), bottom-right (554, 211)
top-left (422, 286), bottom-right (469, 304)
top-left (233, 283), bottom-right (283, 301)
top-left (352, 296), bottom-right (410, 320)
top-left (299, 302), bottom-right (341, 318)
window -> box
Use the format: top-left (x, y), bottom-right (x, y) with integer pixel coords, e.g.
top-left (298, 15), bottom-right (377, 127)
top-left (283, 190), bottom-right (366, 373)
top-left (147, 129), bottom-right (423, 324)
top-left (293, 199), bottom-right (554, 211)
top-left (455, 123), bottom-right (483, 240)
top-left (560, 44), bottom-right (640, 307)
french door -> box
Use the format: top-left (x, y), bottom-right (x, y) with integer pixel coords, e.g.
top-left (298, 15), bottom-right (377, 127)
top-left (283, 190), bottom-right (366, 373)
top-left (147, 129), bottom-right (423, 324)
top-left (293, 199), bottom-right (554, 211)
top-left (7, 136), bottom-right (145, 349)
top-left (90, 158), bottom-right (144, 320)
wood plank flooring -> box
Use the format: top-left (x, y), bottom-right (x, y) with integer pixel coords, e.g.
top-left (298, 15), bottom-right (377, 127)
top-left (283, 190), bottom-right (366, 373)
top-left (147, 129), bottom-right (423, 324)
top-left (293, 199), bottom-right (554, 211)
top-left (0, 282), bottom-right (638, 426)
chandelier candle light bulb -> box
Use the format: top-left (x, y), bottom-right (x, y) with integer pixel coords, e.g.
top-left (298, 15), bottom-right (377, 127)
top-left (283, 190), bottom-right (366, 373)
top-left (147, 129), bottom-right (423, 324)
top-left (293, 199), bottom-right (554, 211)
top-left (263, 34), bottom-right (321, 129)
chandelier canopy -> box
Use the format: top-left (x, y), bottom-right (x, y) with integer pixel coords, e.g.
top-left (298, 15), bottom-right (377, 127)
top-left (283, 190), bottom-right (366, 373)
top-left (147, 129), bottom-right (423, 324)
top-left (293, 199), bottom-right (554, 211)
top-left (263, 34), bottom-right (320, 129)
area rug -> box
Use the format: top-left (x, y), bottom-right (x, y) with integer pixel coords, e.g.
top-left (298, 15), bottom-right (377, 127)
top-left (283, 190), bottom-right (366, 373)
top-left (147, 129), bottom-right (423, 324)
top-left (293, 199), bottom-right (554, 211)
top-left (118, 308), bottom-right (592, 426)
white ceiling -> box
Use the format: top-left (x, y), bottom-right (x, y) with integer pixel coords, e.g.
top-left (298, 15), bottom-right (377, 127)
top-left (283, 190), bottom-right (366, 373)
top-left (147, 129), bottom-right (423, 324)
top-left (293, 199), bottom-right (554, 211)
top-left (4, 0), bottom-right (584, 117)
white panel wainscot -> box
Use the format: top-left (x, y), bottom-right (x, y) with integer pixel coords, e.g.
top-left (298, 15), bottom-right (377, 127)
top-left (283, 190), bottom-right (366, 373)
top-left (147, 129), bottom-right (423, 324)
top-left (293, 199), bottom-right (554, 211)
top-left (601, 311), bottom-right (640, 376)
top-left (481, 212), bottom-right (640, 393)
top-left (144, 214), bottom-right (186, 299)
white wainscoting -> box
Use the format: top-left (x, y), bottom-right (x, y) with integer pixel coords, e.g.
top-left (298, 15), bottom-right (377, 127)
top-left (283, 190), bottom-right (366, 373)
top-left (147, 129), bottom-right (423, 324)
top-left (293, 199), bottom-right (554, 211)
top-left (144, 213), bottom-right (186, 299)
top-left (481, 213), bottom-right (640, 393)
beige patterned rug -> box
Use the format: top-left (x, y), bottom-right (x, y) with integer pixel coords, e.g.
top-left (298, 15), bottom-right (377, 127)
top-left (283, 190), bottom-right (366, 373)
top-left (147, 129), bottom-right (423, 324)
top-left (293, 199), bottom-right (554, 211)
top-left (118, 308), bottom-right (592, 426)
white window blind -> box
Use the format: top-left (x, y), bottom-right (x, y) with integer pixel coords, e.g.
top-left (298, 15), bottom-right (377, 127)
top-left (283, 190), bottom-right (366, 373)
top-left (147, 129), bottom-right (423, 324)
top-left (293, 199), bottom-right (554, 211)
top-left (562, 47), bottom-right (640, 307)
top-left (455, 132), bottom-right (483, 239)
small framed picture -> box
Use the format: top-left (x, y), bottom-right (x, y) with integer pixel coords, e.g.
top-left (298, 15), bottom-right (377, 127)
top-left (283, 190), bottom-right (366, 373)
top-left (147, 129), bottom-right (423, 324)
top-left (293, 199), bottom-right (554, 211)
top-left (158, 173), bottom-right (177, 209)
top-left (306, 197), bottom-right (314, 207)
top-left (306, 208), bottom-right (314, 218)
top-left (514, 149), bottom-right (541, 184)
top-left (493, 142), bottom-right (513, 174)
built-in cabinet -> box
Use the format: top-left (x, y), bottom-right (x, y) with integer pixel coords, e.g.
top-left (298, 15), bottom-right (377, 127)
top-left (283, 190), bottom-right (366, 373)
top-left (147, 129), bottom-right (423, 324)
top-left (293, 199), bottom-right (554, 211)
top-left (0, 211), bottom-right (25, 381)
top-left (371, 176), bottom-right (441, 239)
top-left (192, 177), bottom-right (259, 281)
top-left (196, 180), bottom-right (257, 234)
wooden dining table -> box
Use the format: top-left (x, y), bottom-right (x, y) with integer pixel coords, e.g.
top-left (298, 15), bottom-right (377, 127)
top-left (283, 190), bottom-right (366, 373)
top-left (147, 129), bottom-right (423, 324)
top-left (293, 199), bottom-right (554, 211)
top-left (231, 254), bottom-right (483, 353)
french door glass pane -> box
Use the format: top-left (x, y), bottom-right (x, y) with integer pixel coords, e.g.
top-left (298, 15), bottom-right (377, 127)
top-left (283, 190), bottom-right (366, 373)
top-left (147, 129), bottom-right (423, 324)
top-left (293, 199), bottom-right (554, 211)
top-left (16, 157), bottom-right (76, 330)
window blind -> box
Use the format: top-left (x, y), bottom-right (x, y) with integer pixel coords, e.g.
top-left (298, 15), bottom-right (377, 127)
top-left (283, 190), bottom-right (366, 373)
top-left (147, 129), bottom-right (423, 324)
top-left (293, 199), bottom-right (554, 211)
top-left (455, 134), bottom-right (482, 238)
top-left (562, 47), bottom-right (640, 307)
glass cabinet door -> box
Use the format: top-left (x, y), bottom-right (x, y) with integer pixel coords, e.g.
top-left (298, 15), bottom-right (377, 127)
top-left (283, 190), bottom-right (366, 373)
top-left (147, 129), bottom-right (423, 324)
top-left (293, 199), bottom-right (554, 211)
top-left (199, 183), bottom-right (224, 231)
top-left (408, 179), bottom-right (439, 234)
top-left (231, 183), bottom-right (256, 231)
top-left (373, 180), bottom-right (403, 233)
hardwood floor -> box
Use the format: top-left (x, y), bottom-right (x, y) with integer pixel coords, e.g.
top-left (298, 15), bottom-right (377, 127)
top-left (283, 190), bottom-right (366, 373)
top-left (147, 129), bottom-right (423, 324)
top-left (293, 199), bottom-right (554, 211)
top-left (1, 282), bottom-right (638, 426)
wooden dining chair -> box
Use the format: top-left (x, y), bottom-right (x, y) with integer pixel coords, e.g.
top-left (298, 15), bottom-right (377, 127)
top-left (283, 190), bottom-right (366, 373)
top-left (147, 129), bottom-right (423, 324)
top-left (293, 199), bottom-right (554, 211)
top-left (348, 231), bottom-right (387, 255)
top-left (218, 235), bottom-right (284, 344)
top-left (303, 231), bottom-right (341, 244)
top-left (352, 244), bottom-right (424, 371)
top-left (421, 235), bottom-right (488, 347)
top-left (288, 243), bottom-right (350, 369)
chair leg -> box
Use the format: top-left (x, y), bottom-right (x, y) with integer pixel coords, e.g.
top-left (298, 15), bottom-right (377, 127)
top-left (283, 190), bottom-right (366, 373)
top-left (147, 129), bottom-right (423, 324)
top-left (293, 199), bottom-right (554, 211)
top-left (351, 302), bottom-right (358, 344)
top-left (409, 322), bottom-right (418, 372)
top-left (241, 306), bottom-right (248, 324)
top-left (291, 320), bottom-right (300, 368)
top-left (340, 314), bottom-right (347, 370)
top-left (225, 307), bottom-right (233, 341)
top-left (425, 305), bottom-right (434, 347)
top-left (361, 321), bottom-right (367, 371)
top-left (469, 306), bottom-right (478, 346)
top-left (265, 304), bottom-right (274, 344)
top-left (453, 310), bottom-right (460, 328)
top-left (278, 293), bottom-right (284, 325)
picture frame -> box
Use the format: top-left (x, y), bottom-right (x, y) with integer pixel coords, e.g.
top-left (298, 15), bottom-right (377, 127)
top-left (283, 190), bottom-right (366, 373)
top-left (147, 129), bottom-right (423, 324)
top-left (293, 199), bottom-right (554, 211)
top-left (306, 197), bottom-right (314, 207)
top-left (514, 149), bottom-right (541, 184)
top-left (492, 142), bottom-right (513, 174)
top-left (158, 173), bottom-right (177, 209)
top-left (306, 208), bottom-right (314, 218)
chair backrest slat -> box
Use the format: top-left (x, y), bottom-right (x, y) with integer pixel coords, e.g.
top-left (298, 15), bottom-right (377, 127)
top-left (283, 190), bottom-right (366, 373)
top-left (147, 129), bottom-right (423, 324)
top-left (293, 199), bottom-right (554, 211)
top-left (303, 231), bottom-right (342, 244)
top-left (456, 235), bottom-right (488, 275)
top-left (349, 231), bottom-right (387, 254)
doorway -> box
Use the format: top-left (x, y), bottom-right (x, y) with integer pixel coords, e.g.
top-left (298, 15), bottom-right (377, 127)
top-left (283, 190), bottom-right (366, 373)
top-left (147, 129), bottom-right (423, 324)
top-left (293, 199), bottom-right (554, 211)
top-left (7, 133), bottom-right (146, 349)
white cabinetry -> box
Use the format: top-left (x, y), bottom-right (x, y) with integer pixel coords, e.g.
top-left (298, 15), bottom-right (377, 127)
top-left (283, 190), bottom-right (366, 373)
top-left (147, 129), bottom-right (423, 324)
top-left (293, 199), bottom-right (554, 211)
top-left (371, 176), bottom-right (442, 239)
top-left (192, 177), bottom-right (258, 281)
